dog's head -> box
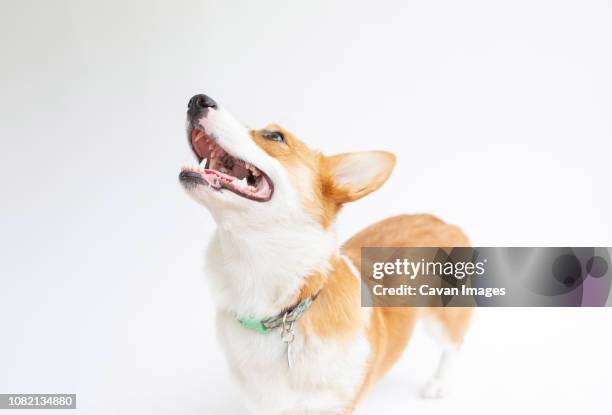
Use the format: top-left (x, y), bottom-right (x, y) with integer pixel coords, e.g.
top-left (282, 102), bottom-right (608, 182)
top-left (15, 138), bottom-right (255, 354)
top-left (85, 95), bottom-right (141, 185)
top-left (179, 94), bottom-right (395, 228)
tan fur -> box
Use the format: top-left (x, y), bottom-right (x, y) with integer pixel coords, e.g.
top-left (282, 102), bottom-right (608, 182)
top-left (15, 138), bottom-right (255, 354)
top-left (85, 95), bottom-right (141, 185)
top-left (250, 125), bottom-right (340, 227)
top-left (249, 124), bottom-right (473, 412)
top-left (323, 151), bottom-right (396, 203)
top-left (342, 215), bottom-right (473, 406)
top-left (250, 126), bottom-right (396, 228)
top-left (298, 256), bottom-right (364, 341)
top-left (293, 215), bottom-right (473, 412)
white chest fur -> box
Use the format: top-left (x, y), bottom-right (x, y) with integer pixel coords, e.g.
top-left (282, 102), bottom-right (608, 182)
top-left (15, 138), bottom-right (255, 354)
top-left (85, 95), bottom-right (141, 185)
top-left (204, 226), bottom-right (370, 414)
top-left (216, 311), bottom-right (370, 415)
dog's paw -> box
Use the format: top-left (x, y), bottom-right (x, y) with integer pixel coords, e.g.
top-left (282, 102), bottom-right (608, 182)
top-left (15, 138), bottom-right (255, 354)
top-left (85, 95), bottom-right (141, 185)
top-left (421, 378), bottom-right (449, 399)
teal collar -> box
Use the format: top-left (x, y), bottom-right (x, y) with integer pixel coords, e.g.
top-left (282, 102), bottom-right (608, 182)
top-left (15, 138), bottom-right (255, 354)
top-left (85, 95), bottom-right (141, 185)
top-left (237, 292), bottom-right (320, 334)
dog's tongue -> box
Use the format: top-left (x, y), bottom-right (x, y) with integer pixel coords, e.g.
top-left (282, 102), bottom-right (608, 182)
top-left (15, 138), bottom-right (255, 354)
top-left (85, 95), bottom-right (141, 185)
top-left (201, 171), bottom-right (221, 188)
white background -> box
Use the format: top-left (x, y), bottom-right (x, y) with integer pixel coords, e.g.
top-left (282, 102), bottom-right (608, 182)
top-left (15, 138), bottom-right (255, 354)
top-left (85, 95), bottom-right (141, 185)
top-left (1, 0), bottom-right (611, 414)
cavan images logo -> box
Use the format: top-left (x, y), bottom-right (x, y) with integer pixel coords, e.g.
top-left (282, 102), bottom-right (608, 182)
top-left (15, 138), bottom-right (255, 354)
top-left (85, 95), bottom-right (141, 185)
top-left (361, 247), bottom-right (612, 307)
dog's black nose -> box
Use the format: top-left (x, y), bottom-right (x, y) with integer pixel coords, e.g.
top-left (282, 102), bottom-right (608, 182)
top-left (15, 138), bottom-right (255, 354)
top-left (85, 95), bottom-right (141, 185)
top-left (188, 94), bottom-right (217, 117)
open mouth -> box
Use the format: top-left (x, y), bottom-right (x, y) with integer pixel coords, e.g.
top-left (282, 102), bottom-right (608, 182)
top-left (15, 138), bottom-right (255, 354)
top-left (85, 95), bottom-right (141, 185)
top-left (180, 128), bottom-right (274, 202)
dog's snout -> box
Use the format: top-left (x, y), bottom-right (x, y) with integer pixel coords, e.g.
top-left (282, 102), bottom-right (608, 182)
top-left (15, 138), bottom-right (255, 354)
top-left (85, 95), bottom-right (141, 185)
top-left (188, 94), bottom-right (217, 117)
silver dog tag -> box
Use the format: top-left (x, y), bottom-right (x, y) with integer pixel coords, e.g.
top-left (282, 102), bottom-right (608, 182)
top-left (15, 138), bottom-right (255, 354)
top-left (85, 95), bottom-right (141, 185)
top-left (286, 341), bottom-right (294, 369)
top-left (281, 314), bottom-right (296, 369)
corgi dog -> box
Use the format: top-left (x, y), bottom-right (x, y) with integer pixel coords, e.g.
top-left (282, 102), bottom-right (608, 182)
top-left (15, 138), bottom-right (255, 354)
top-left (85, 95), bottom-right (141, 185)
top-left (179, 94), bottom-right (473, 415)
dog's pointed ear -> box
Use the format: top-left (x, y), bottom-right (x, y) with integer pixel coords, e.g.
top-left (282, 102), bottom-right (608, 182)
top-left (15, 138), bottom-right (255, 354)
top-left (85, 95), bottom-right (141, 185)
top-left (323, 151), bottom-right (396, 203)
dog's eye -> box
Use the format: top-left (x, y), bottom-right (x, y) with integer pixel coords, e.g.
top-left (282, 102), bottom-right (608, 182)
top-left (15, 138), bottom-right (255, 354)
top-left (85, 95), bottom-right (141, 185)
top-left (262, 131), bottom-right (284, 142)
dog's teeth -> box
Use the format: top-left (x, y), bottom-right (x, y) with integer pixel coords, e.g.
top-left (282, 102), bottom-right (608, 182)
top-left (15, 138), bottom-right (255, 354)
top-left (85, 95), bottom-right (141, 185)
top-left (231, 177), bottom-right (247, 188)
top-left (199, 158), bottom-right (208, 168)
top-left (244, 162), bottom-right (259, 176)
